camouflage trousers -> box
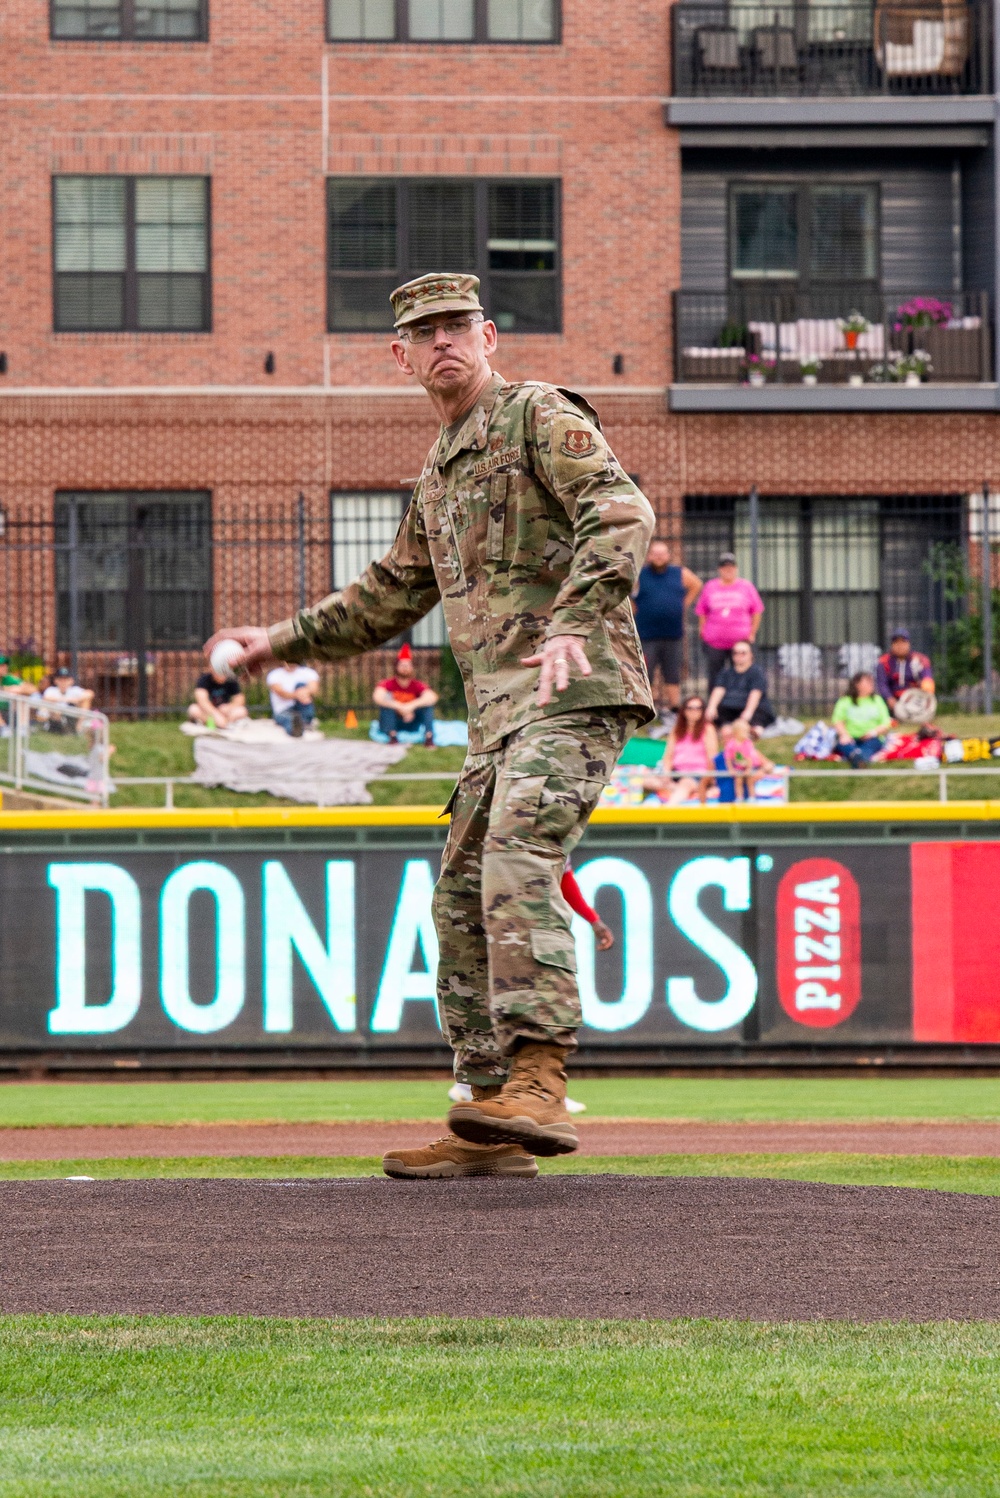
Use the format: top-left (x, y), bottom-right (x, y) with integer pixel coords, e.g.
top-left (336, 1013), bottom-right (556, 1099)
top-left (432, 707), bottom-right (633, 1085)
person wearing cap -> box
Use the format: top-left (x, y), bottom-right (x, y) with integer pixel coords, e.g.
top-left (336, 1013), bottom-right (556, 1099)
top-left (42, 666), bottom-right (94, 714)
top-left (373, 643), bottom-right (438, 746)
top-left (695, 552), bottom-right (765, 689)
top-left (207, 270), bottom-right (655, 1180)
top-left (875, 630), bottom-right (936, 721)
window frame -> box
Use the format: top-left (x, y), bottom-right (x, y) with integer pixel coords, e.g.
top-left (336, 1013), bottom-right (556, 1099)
top-left (727, 177), bottom-right (882, 293)
top-left (326, 176), bottom-right (562, 335)
top-left (50, 0), bottom-right (209, 42)
top-left (326, 0), bottom-right (560, 44)
top-left (329, 488), bottom-right (448, 648)
top-left (52, 174), bottom-right (213, 334)
top-left (54, 488), bottom-right (214, 655)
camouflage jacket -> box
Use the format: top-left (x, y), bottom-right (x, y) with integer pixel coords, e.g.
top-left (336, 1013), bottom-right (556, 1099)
top-left (268, 372), bottom-right (656, 752)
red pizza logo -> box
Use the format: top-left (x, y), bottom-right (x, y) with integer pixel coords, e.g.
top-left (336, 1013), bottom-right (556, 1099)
top-left (775, 857), bottom-right (861, 1028)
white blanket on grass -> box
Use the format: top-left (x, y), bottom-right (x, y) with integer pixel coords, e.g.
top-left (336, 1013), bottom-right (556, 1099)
top-left (190, 725), bottom-right (406, 805)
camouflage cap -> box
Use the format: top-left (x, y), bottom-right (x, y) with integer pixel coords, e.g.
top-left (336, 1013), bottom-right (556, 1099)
top-left (390, 272), bottom-right (483, 330)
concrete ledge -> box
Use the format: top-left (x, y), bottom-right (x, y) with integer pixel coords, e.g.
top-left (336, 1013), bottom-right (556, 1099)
top-left (666, 96), bottom-right (997, 127)
top-left (668, 383), bottom-right (1000, 412)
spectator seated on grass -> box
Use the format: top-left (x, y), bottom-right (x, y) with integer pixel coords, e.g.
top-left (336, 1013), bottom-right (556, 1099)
top-left (832, 671), bottom-right (892, 766)
top-left (876, 630), bottom-right (936, 724)
top-left (642, 695), bottom-right (718, 806)
top-left (372, 644), bottom-right (438, 747)
top-left (0, 655), bottom-right (37, 698)
top-left (40, 666), bottom-right (95, 731)
top-left (187, 665), bottom-right (248, 732)
top-left (267, 661), bottom-right (320, 738)
top-left (724, 718), bottom-right (777, 801)
top-left (705, 640), bottom-right (776, 735)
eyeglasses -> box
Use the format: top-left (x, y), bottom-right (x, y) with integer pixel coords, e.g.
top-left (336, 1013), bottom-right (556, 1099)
top-left (685, 702), bottom-right (704, 712)
top-left (401, 314), bottom-right (484, 344)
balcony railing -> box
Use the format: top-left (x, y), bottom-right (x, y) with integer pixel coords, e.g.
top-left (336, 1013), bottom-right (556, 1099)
top-left (673, 289), bottom-right (993, 384)
top-left (672, 1), bottom-right (992, 96)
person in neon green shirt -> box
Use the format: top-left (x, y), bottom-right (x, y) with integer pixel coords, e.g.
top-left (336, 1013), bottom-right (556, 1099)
top-left (0, 656), bottom-right (36, 696)
top-left (832, 671), bottom-right (891, 766)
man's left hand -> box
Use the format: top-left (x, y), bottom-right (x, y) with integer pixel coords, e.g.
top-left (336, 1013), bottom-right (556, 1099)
top-left (521, 635), bottom-right (592, 707)
top-left (593, 919), bottom-right (615, 951)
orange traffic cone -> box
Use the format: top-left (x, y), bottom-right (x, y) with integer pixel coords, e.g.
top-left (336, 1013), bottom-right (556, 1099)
top-left (344, 709), bottom-right (358, 729)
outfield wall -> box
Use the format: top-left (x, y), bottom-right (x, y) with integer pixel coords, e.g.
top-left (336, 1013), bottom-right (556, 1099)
top-left (1, 803), bottom-right (998, 1070)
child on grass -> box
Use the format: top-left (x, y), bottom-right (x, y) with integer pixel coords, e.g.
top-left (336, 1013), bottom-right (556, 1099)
top-left (723, 718), bottom-right (775, 801)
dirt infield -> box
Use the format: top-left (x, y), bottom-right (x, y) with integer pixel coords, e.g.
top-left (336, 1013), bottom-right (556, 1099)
top-left (2, 1176), bottom-right (999, 1318)
top-left (2, 1119), bottom-right (1000, 1160)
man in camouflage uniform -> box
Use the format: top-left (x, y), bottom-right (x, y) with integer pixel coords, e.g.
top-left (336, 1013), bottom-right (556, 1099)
top-left (208, 272), bottom-right (655, 1178)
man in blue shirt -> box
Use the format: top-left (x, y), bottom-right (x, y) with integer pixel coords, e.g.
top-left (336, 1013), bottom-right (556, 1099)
top-left (632, 539), bottom-right (702, 724)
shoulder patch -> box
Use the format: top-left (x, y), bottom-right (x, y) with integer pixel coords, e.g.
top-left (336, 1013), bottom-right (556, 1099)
top-left (560, 429), bottom-right (600, 459)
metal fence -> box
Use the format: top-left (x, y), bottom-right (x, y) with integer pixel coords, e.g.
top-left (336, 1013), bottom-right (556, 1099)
top-left (672, 0), bottom-right (993, 97)
top-left (674, 290), bottom-right (993, 385)
top-left (1, 491), bottom-right (996, 723)
top-left (659, 490), bottom-right (996, 717)
top-left (0, 691), bottom-right (113, 806)
top-left (1, 498), bottom-right (453, 719)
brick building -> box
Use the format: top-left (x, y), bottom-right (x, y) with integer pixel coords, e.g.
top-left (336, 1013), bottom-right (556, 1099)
top-left (1, 0), bottom-right (998, 711)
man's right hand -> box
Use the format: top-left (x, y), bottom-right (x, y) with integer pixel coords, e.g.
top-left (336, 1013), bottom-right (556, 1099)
top-left (203, 627), bottom-right (276, 676)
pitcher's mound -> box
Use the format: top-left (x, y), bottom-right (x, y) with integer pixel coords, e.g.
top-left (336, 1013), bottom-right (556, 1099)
top-left (4, 1176), bottom-right (999, 1320)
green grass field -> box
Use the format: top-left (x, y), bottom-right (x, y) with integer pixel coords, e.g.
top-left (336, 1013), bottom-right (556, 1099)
top-left (89, 711), bottom-right (1000, 809)
top-left (106, 719), bottom-right (465, 809)
top-left (0, 1317), bottom-right (998, 1496)
top-left (1, 1076), bottom-right (998, 1128)
top-left (7, 1152), bottom-right (1000, 1195)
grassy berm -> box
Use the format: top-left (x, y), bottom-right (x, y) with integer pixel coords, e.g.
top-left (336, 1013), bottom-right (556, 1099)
top-left (83, 711), bottom-right (1000, 809)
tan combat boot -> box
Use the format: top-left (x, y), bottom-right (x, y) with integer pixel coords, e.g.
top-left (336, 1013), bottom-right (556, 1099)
top-left (382, 1084), bottom-right (538, 1180)
top-left (446, 1044), bottom-right (579, 1157)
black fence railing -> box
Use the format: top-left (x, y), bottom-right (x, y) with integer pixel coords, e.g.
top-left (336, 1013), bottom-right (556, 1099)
top-left (0, 503), bottom-right (454, 720)
top-left (676, 493), bottom-right (984, 717)
top-left (672, 0), bottom-right (993, 96)
top-left (0, 493), bottom-right (990, 722)
top-left (674, 289), bottom-right (993, 384)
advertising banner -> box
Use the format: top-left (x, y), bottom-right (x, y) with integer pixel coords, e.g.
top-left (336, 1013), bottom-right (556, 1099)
top-left (0, 839), bottom-right (994, 1051)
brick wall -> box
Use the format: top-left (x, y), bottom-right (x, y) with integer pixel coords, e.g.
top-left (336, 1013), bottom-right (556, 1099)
top-left (3, 0), bottom-right (1000, 684)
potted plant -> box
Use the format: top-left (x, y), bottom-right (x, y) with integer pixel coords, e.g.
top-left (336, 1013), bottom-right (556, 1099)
top-left (897, 350), bottom-right (932, 386)
top-left (799, 356), bottom-right (822, 386)
top-left (894, 297), bottom-right (952, 331)
top-left (742, 353), bottom-right (774, 387)
top-left (837, 311), bottom-right (869, 351)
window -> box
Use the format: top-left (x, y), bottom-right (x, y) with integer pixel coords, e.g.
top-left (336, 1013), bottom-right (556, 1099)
top-left (328, 178), bottom-right (559, 333)
top-left (810, 186), bottom-right (878, 283)
top-left (54, 176), bottom-right (210, 332)
top-left (730, 182), bottom-right (879, 291)
top-left (331, 491), bottom-right (447, 646)
top-left (51, 0), bottom-right (207, 40)
top-left (54, 492), bottom-right (212, 652)
top-left (731, 188), bottom-right (798, 281)
top-left (328, 0), bottom-right (557, 41)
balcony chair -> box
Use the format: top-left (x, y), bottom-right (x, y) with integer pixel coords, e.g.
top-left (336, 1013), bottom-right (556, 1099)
top-left (693, 25), bottom-right (743, 88)
top-left (875, 1), bottom-right (970, 78)
top-left (751, 24), bottom-right (801, 83)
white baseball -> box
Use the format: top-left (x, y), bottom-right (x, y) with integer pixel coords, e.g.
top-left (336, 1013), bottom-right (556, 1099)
top-left (209, 639), bottom-right (246, 678)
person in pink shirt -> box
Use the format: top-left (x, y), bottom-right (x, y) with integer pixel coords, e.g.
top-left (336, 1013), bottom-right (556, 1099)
top-left (643, 694), bottom-right (719, 806)
top-left (695, 551), bottom-right (765, 687)
top-left (723, 718), bottom-right (776, 801)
